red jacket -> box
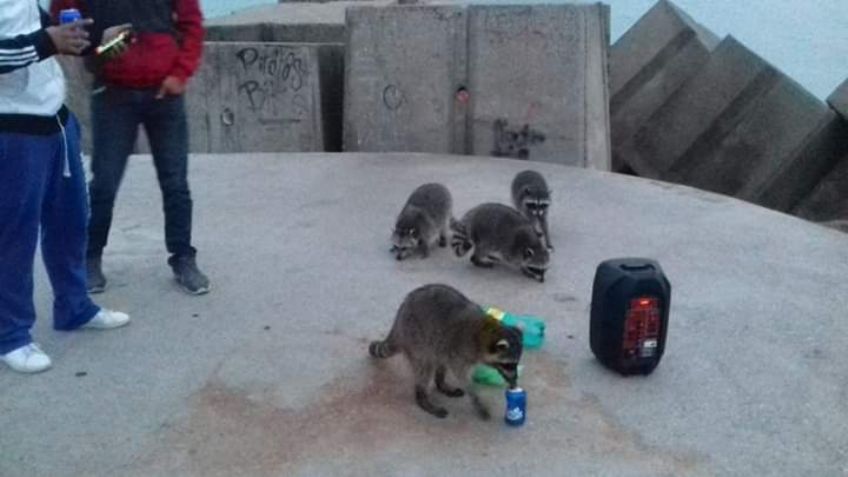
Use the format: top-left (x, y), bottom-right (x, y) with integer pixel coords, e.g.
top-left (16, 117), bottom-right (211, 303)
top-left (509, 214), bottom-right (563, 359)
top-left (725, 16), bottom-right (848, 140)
top-left (50, 0), bottom-right (204, 89)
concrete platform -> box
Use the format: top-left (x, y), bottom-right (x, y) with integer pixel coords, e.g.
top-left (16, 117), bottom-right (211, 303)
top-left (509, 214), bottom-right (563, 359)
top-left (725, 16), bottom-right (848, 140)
top-left (1, 153), bottom-right (847, 476)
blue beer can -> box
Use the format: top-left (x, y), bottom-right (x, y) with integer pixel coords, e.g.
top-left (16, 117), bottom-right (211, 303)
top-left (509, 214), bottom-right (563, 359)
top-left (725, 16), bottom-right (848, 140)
top-left (504, 387), bottom-right (526, 426)
top-left (59, 8), bottom-right (82, 25)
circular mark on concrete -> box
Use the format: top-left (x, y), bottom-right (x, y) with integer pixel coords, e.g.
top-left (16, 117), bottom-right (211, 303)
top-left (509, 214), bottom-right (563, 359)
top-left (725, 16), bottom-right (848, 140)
top-left (382, 85), bottom-right (404, 111)
top-left (455, 86), bottom-right (470, 104)
top-left (221, 108), bottom-right (235, 126)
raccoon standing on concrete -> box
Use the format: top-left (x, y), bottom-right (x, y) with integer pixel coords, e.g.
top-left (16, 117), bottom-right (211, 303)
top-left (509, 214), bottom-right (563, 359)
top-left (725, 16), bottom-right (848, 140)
top-left (390, 183), bottom-right (453, 260)
top-left (451, 203), bottom-right (550, 282)
top-left (369, 284), bottom-right (523, 419)
top-left (512, 170), bottom-right (553, 251)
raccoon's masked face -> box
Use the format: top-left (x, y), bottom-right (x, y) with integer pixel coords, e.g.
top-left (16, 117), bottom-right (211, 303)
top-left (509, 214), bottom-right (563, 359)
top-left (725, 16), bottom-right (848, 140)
top-left (483, 326), bottom-right (523, 388)
top-left (512, 228), bottom-right (550, 282)
top-left (521, 191), bottom-right (551, 218)
top-left (391, 226), bottom-right (419, 260)
top-left (391, 211), bottom-right (425, 260)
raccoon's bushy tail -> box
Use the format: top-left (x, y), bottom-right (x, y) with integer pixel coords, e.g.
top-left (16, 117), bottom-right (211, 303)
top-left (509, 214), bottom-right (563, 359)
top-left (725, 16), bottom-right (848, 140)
top-left (369, 325), bottom-right (399, 359)
top-left (450, 217), bottom-right (471, 257)
top-left (368, 338), bottom-right (398, 359)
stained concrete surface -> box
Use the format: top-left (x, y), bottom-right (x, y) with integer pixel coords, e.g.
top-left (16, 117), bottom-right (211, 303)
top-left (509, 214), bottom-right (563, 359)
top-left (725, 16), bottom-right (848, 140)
top-left (1, 153), bottom-right (846, 476)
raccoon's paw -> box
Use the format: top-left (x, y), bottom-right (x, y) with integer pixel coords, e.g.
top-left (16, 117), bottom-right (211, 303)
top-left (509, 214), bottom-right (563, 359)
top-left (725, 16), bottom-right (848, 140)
top-left (437, 385), bottom-right (465, 398)
top-left (416, 387), bottom-right (449, 418)
top-left (471, 255), bottom-right (495, 268)
top-left (418, 403), bottom-right (449, 419)
top-left (469, 392), bottom-right (491, 420)
top-left (451, 238), bottom-right (471, 257)
top-left (394, 247), bottom-right (412, 261)
top-left (473, 402), bottom-right (491, 421)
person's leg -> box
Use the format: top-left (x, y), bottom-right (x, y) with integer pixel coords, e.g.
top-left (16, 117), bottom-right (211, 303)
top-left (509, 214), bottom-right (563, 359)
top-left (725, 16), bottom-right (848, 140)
top-left (0, 132), bottom-right (49, 356)
top-left (143, 94), bottom-right (194, 257)
top-left (143, 93), bottom-right (209, 294)
top-left (87, 88), bottom-right (141, 261)
top-left (41, 116), bottom-right (102, 330)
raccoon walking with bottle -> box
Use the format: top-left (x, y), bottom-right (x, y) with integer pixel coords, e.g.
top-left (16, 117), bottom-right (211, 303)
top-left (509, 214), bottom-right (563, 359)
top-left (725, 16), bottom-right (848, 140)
top-left (369, 284), bottom-right (523, 420)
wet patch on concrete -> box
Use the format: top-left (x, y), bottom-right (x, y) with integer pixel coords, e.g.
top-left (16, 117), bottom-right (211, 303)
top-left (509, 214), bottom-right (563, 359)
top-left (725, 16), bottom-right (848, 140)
top-left (129, 353), bottom-right (708, 476)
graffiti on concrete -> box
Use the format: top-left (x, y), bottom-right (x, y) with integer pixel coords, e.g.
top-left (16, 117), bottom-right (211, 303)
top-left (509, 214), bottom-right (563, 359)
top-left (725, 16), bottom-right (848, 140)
top-left (382, 85), bottom-right (405, 110)
top-left (491, 119), bottom-right (546, 160)
top-left (234, 46), bottom-right (311, 125)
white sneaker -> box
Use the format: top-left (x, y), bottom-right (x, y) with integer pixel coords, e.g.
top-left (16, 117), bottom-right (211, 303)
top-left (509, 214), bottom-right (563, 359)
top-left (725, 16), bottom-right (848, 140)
top-left (1, 343), bottom-right (52, 373)
top-left (82, 309), bottom-right (131, 330)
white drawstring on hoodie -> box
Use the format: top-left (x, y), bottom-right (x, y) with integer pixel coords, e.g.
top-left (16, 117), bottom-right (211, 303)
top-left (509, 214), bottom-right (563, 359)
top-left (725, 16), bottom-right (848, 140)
top-left (55, 115), bottom-right (71, 178)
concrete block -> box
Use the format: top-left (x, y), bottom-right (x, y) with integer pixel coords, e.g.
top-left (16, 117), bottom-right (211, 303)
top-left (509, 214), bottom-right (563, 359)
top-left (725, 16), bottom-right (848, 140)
top-left (794, 152), bottom-right (848, 222)
top-left (827, 77), bottom-right (848, 120)
top-left (620, 34), bottom-right (840, 209)
top-left (620, 36), bottom-right (777, 179)
top-left (62, 43), bottom-right (326, 155)
top-left (750, 111), bottom-right (848, 212)
top-left (609, 0), bottom-right (719, 171)
top-left (344, 5), bottom-right (468, 154)
top-left (678, 74), bottom-right (835, 203)
top-left (205, 3), bottom-right (373, 153)
top-left (467, 4), bottom-right (611, 168)
top-left (191, 42), bottom-right (325, 153)
top-left (344, 4), bottom-right (611, 169)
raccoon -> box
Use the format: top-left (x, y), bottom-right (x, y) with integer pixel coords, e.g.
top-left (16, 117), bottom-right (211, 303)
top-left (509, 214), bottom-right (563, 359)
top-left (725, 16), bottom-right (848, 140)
top-left (391, 183), bottom-right (453, 260)
top-left (369, 284), bottom-right (523, 419)
top-left (451, 203), bottom-right (550, 282)
top-left (511, 170), bottom-right (553, 251)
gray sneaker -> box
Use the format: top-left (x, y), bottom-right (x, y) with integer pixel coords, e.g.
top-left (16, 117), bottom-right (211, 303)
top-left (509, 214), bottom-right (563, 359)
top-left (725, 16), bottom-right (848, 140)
top-left (87, 256), bottom-right (107, 294)
top-left (169, 255), bottom-right (210, 295)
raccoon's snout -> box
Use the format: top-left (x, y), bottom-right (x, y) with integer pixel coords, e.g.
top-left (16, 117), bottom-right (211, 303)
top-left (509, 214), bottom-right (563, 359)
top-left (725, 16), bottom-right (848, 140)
top-left (522, 264), bottom-right (547, 283)
top-left (493, 362), bottom-right (519, 387)
top-left (395, 246), bottom-right (414, 261)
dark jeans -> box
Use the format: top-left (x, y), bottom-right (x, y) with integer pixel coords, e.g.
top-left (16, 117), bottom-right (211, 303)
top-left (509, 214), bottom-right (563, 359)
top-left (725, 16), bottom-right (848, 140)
top-left (88, 86), bottom-right (196, 260)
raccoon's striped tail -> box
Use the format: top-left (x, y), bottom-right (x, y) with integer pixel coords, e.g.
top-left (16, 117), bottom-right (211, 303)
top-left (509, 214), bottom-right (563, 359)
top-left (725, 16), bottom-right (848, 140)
top-left (450, 217), bottom-right (472, 257)
top-left (369, 337), bottom-right (398, 359)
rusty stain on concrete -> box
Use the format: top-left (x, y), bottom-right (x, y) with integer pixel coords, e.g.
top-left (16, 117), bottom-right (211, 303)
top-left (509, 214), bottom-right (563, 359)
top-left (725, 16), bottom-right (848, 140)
top-left (125, 350), bottom-right (706, 476)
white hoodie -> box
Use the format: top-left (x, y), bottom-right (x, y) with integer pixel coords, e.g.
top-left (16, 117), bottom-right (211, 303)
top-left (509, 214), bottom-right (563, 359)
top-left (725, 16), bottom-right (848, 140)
top-left (0, 0), bottom-right (65, 117)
